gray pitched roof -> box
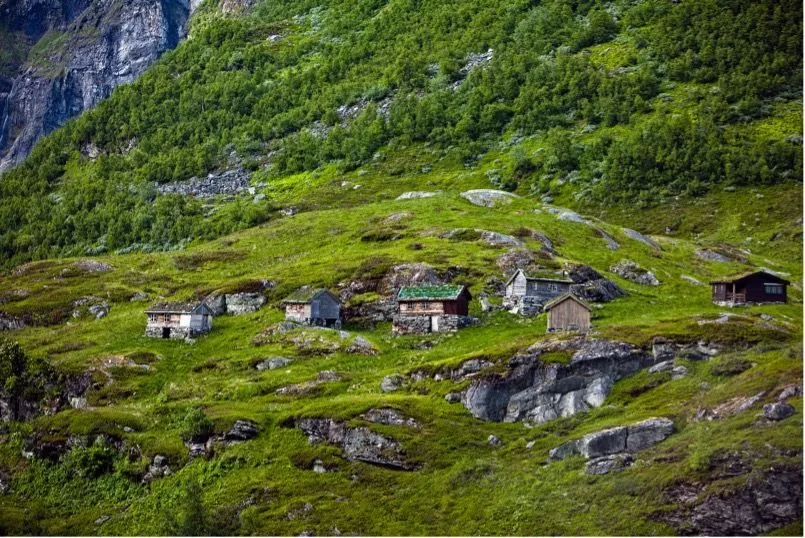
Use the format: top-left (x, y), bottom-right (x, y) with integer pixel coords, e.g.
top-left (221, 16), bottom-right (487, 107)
top-left (282, 287), bottom-right (339, 304)
top-left (145, 302), bottom-right (211, 315)
top-left (505, 268), bottom-right (573, 287)
top-left (543, 293), bottom-right (591, 312)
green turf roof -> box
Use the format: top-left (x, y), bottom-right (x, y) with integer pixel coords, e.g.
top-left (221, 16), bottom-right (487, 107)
top-left (398, 285), bottom-right (466, 301)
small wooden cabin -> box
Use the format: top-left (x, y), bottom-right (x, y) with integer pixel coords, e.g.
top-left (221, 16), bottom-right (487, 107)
top-left (282, 287), bottom-right (341, 326)
top-left (505, 269), bottom-right (573, 302)
top-left (544, 293), bottom-right (591, 333)
top-left (710, 271), bottom-right (789, 306)
top-left (145, 302), bottom-right (213, 339)
top-left (397, 285), bottom-right (471, 316)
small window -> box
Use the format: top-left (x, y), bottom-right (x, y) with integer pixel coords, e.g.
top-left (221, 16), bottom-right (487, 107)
top-left (765, 284), bottom-right (784, 295)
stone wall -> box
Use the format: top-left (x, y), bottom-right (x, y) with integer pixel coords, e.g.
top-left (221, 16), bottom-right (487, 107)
top-left (145, 324), bottom-right (203, 340)
top-left (392, 314), bottom-right (475, 335)
top-left (392, 315), bottom-right (431, 335)
top-left (503, 296), bottom-right (544, 316)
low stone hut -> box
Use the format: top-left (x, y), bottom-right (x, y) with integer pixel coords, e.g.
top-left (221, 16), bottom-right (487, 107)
top-left (145, 302), bottom-right (213, 339)
top-left (710, 270), bottom-right (789, 306)
top-left (504, 269), bottom-right (573, 315)
top-left (393, 285), bottom-right (473, 335)
top-left (281, 287), bottom-right (341, 326)
top-left (544, 293), bottom-right (591, 333)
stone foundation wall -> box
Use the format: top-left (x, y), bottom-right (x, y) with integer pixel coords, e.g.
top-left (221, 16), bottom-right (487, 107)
top-left (392, 314), bottom-right (476, 335)
top-left (503, 295), bottom-right (544, 316)
top-left (145, 324), bottom-right (207, 340)
top-left (392, 315), bottom-right (431, 335)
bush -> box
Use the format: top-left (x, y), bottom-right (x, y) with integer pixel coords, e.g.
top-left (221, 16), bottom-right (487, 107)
top-left (710, 356), bottom-right (753, 377)
top-left (179, 407), bottom-right (214, 442)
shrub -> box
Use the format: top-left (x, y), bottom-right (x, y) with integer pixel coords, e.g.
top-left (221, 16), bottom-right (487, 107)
top-left (179, 407), bottom-right (214, 442)
top-left (710, 356), bottom-right (753, 377)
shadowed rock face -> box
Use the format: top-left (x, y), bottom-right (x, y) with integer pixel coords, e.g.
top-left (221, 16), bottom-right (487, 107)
top-left (462, 339), bottom-right (653, 424)
top-left (297, 417), bottom-right (418, 471)
top-left (656, 466), bottom-right (803, 535)
top-left (0, 0), bottom-right (198, 172)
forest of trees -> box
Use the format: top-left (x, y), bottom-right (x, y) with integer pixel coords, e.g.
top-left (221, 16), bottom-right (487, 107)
top-left (0, 0), bottom-right (800, 266)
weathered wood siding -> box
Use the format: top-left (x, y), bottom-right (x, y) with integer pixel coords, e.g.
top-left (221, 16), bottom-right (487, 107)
top-left (711, 273), bottom-right (788, 304)
top-left (506, 272), bottom-right (528, 297)
top-left (400, 300), bottom-right (446, 315)
top-left (547, 299), bottom-right (590, 332)
top-left (313, 293), bottom-right (341, 320)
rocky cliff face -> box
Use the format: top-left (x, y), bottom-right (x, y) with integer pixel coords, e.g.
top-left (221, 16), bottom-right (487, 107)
top-left (0, 0), bottom-right (198, 172)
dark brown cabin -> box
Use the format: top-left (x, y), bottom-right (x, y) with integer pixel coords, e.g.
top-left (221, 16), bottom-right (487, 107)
top-left (710, 270), bottom-right (789, 306)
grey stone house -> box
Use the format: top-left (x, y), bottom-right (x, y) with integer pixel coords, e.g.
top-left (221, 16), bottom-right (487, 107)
top-left (281, 287), bottom-right (341, 326)
top-left (145, 302), bottom-right (213, 340)
top-left (504, 269), bottom-right (573, 315)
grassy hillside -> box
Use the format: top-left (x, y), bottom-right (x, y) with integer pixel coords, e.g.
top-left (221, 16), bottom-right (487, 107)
top-left (0, 0), bottom-right (801, 266)
top-left (0, 180), bottom-right (801, 534)
top-left (0, 0), bottom-right (801, 535)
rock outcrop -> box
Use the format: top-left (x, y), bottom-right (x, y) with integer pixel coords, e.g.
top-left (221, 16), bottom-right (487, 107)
top-left (549, 417), bottom-right (675, 461)
top-left (460, 189), bottom-right (518, 207)
top-left (609, 260), bottom-right (660, 286)
top-left (565, 264), bottom-right (625, 303)
top-left (297, 418), bottom-right (417, 470)
top-left (656, 466), bottom-right (803, 535)
top-left (462, 338), bottom-right (653, 423)
top-left (0, 0), bottom-right (198, 171)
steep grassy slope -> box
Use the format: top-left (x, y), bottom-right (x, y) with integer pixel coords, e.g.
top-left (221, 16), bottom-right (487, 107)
top-left (0, 180), bottom-right (800, 535)
top-left (0, 0), bottom-right (801, 534)
top-left (0, 0), bottom-right (800, 265)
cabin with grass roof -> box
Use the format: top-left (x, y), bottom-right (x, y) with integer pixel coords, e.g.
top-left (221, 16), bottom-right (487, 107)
top-left (282, 287), bottom-right (341, 326)
top-left (393, 285), bottom-right (473, 335)
top-left (710, 270), bottom-right (789, 306)
top-left (145, 302), bottom-right (213, 340)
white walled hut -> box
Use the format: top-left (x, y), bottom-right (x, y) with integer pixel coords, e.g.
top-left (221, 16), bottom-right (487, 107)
top-left (145, 302), bottom-right (213, 339)
top-left (544, 293), bottom-right (591, 333)
top-left (281, 287), bottom-right (341, 326)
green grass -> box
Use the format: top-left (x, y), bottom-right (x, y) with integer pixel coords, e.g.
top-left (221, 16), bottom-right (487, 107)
top-left (0, 175), bottom-right (800, 534)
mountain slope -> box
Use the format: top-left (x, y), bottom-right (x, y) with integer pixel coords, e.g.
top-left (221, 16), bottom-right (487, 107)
top-left (0, 0), bottom-right (800, 267)
top-left (0, 0), bottom-right (801, 535)
top-left (0, 183), bottom-right (800, 535)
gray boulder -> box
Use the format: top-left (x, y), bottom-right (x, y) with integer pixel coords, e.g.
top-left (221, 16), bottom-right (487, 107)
top-left (479, 230), bottom-right (524, 247)
top-left (256, 357), bottom-right (292, 371)
top-left (298, 418), bottom-right (415, 470)
top-left (460, 189), bottom-right (518, 207)
top-left (487, 434), bottom-right (502, 446)
top-left (579, 426), bottom-right (628, 458)
top-left (763, 402), bottom-right (795, 421)
top-left (551, 417), bottom-right (675, 461)
top-left (566, 264), bottom-right (624, 303)
top-left (360, 408), bottom-right (419, 429)
top-left (557, 210), bottom-right (587, 224)
top-left (777, 385), bottom-right (802, 401)
top-left (623, 228), bottom-right (660, 250)
top-left (695, 249), bottom-right (732, 263)
top-left (584, 454), bottom-right (633, 475)
top-left (649, 360), bottom-right (674, 374)
top-left (445, 392), bottom-right (462, 403)
top-left (381, 374), bottom-right (405, 393)
top-left (625, 417), bottom-right (675, 452)
top-left (225, 293), bottom-right (266, 315)
top-left (396, 191), bottom-right (441, 200)
top-left (223, 420), bottom-right (259, 441)
top-left (610, 260), bottom-right (660, 286)
top-left (549, 439), bottom-right (581, 460)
